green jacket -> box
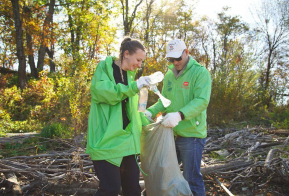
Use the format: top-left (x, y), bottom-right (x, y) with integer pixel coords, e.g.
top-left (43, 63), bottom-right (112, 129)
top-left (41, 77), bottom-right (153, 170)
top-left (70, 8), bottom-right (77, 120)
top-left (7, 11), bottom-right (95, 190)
top-left (148, 57), bottom-right (211, 138)
top-left (86, 56), bottom-right (143, 166)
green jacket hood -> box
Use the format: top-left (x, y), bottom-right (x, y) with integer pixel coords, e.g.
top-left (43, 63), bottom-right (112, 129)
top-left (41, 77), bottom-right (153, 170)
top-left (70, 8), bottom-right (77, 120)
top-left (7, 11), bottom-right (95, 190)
top-left (104, 56), bottom-right (137, 80)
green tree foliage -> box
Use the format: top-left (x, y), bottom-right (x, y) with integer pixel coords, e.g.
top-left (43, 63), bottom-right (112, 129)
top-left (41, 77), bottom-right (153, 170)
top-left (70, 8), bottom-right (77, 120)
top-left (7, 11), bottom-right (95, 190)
top-left (208, 41), bottom-right (260, 125)
top-left (187, 9), bottom-right (261, 125)
top-left (0, 0), bottom-right (117, 137)
top-left (0, 69), bottom-right (94, 136)
top-left (269, 106), bottom-right (289, 129)
top-left (134, 0), bottom-right (196, 73)
top-left (58, 0), bottom-right (117, 73)
top-left (0, 0), bottom-right (17, 69)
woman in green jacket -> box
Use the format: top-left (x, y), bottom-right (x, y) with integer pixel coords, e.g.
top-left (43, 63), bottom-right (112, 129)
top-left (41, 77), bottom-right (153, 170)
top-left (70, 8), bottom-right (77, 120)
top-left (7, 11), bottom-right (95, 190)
top-left (86, 37), bottom-right (150, 196)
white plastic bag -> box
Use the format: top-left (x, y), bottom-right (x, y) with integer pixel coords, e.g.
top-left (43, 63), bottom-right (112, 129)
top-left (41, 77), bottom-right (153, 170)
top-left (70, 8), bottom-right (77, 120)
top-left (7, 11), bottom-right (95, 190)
top-left (140, 121), bottom-right (193, 196)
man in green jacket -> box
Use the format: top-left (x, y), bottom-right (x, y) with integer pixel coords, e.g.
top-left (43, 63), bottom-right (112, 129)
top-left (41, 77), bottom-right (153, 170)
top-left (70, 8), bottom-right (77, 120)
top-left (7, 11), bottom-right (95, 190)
top-left (145, 39), bottom-right (211, 196)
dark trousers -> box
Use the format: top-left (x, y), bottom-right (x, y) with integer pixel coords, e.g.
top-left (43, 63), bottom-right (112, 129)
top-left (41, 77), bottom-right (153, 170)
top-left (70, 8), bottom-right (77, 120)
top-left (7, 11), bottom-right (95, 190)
top-left (92, 155), bottom-right (141, 196)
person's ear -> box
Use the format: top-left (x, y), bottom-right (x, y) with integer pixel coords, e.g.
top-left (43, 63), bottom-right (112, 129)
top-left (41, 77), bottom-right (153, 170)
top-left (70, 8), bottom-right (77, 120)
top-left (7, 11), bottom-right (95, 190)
top-left (185, 49), bottom-right (189, 55)
top-left (124, 50), bottom-right (130, 59)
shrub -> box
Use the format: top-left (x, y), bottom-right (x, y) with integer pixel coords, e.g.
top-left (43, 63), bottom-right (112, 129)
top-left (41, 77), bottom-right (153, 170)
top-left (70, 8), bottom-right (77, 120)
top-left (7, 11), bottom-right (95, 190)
top-left (40, 123), bottom-right (72, 139)
top-left (269, 106), bottom-right (289, 129)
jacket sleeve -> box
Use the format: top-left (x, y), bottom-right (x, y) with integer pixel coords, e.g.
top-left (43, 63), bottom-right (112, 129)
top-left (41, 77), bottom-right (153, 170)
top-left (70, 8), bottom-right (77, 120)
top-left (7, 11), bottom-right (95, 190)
top-left (147, 99), bottom-right (166, 118)
top-left (90, 63), bottom-right (139, 105)
top-left (179, 68), bottom-right (211, 120)
top-left (147, 81), bottom-right (167, 118)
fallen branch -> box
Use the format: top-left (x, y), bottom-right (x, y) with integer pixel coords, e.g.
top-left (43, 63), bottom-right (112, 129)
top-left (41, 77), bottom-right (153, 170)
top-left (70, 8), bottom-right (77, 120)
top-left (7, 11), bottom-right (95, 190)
top-left (269, 129), bottom-right (289, 135)
top-left (214, 176), bottom-right (234, 196)
top-left (264, 149), bottom-right (278, 170)
top-left (3, 173), bottom-right (22, 195)
top-left (201, 160), bottom-right (254, 176)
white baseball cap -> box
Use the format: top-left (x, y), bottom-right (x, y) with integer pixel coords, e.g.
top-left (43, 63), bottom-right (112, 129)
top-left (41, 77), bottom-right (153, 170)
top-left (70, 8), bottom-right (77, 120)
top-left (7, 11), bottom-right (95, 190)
top-left (165, 39), bottom-right (187, 58)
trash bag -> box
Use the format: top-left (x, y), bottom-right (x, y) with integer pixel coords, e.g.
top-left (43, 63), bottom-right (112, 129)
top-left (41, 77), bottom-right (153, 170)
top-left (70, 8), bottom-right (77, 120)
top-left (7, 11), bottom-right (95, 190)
top-left (140, 121), bottom-right (193, 196)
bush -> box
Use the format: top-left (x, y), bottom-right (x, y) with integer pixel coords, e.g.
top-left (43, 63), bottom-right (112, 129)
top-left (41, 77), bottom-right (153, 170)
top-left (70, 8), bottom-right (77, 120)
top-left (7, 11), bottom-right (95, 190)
top-left (40, 123), bottom-right (72, 139)
top-left (0, 69), bottom-right (91, 136)
top-left (0, 107), bottom-right (42, 134)
top-left (269, 106), bottom-right (289, 129)
top-left (0, 119), bottom-right (42, 133)
top-left (0, 74), bottom-right (18, 89)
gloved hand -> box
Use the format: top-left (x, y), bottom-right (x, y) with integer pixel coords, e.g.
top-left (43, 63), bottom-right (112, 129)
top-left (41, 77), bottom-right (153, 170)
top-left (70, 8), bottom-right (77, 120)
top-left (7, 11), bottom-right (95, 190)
top-left (144, 110), bottom-right (152, 118)
top-left (136, 76), bottom-right (151, 90)
top-left (162, 112), bottom-right (182, 128)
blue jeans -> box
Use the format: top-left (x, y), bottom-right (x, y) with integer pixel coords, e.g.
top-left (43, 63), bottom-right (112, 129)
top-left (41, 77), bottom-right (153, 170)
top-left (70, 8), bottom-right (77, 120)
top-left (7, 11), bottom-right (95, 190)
top-left (175, 137), bottom-right (206, 196)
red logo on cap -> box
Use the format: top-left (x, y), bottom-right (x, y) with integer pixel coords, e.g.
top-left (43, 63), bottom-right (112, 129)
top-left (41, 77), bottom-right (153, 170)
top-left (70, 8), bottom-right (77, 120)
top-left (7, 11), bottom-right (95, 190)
top-left (183, 82), bottom-right (189, 86)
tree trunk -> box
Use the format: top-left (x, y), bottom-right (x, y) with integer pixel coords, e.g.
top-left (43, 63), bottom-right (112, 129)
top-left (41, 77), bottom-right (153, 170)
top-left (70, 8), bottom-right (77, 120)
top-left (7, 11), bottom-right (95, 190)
top-left (11, 0), bottom-right (26, 89)
top-left (24, 6), bottom-right (38, 78)
top-left (264, 49), bottom-right (273, 108)
top-left (68, 0), bottom-right (85, 66)
top-left (90, 32), bottom-right (99, 60)
top-left (49, 7), bottom-right (55, 73)
top-left (68, 12), bottom-right (75, 57)
top-left (213, 39), bottom-right (216, 73)
top-left (75, 0), bottom-right (86, 53)
top-left (201, 37), bottom-right (209, 69)
top-left (124, 0), bottom-right (129, 35)
top-left (26, 32), bottom-right (38, 77)
top-left (46, 48), bottom-right (55, 73)
top-left (37, 0), bottom-right (55, 71)
top-left (75, 25), bottom-right (81, 53)
top-left (121, 0), bottom-right (144, 36)
top-left (49, 47), bottom-right (55, 73)
top-left (143, 0), bottom-right (154, 43)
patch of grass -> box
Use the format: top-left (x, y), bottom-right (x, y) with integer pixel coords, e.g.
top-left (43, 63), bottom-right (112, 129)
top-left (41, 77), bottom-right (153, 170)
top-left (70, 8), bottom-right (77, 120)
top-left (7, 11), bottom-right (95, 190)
top-left (40, 123), bottom-right (72, 139)
top-left (0, 137), bottom-right (62, 158)
top-left (209, 151), bottom-right (226, 160)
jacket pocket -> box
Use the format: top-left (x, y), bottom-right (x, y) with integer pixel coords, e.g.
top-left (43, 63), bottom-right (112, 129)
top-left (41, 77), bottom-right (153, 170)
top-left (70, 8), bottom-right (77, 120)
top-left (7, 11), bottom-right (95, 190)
top-left (195, 111), bottom-right (206, 129)
top-left (195, 115), bottom-right (202, 128)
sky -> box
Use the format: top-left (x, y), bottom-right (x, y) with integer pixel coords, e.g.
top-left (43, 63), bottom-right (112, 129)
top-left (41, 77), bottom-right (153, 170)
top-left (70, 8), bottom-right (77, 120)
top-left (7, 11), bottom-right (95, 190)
top-left (193, 0), bottom-right (260, 24)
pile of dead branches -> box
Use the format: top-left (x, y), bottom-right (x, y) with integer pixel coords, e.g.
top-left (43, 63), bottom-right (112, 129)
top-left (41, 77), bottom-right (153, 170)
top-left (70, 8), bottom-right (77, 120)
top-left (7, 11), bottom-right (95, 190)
top-left (0, 137), bottom-right (98, 195)
top-left (202, 127), bottom-right (289, 195)
top-left (0, 127), bottom-right (288, 195)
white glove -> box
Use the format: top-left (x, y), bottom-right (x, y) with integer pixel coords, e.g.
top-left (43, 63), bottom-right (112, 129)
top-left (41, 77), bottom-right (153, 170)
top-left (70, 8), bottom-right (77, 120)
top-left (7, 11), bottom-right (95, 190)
top-left (162, 112), bottom-right (182, 128)
top-left (136, 76), bottom-right (151, 90)
top-left (144, 110), bottom-right (152, 118)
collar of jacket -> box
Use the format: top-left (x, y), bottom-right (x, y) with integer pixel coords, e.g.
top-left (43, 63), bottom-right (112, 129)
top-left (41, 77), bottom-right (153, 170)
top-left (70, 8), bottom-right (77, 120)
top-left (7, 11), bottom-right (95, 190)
top-left (104, 56), bottom-right (137, 81)
top-left (168, 56), bottom-right (194, 74)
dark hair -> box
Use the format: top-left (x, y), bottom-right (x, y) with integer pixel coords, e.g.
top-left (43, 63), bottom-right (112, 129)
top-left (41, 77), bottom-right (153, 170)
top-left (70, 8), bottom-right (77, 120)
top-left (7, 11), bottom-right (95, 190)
top-left (119, 37), bottom-right (145, 63)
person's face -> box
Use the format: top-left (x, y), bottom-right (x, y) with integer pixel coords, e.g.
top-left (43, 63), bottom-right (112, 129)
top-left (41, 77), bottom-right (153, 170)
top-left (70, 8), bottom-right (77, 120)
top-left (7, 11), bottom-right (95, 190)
top-left (123, 49), bottom-right (146, 71)
top-left (167, 49), bottom-right (189, 71)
